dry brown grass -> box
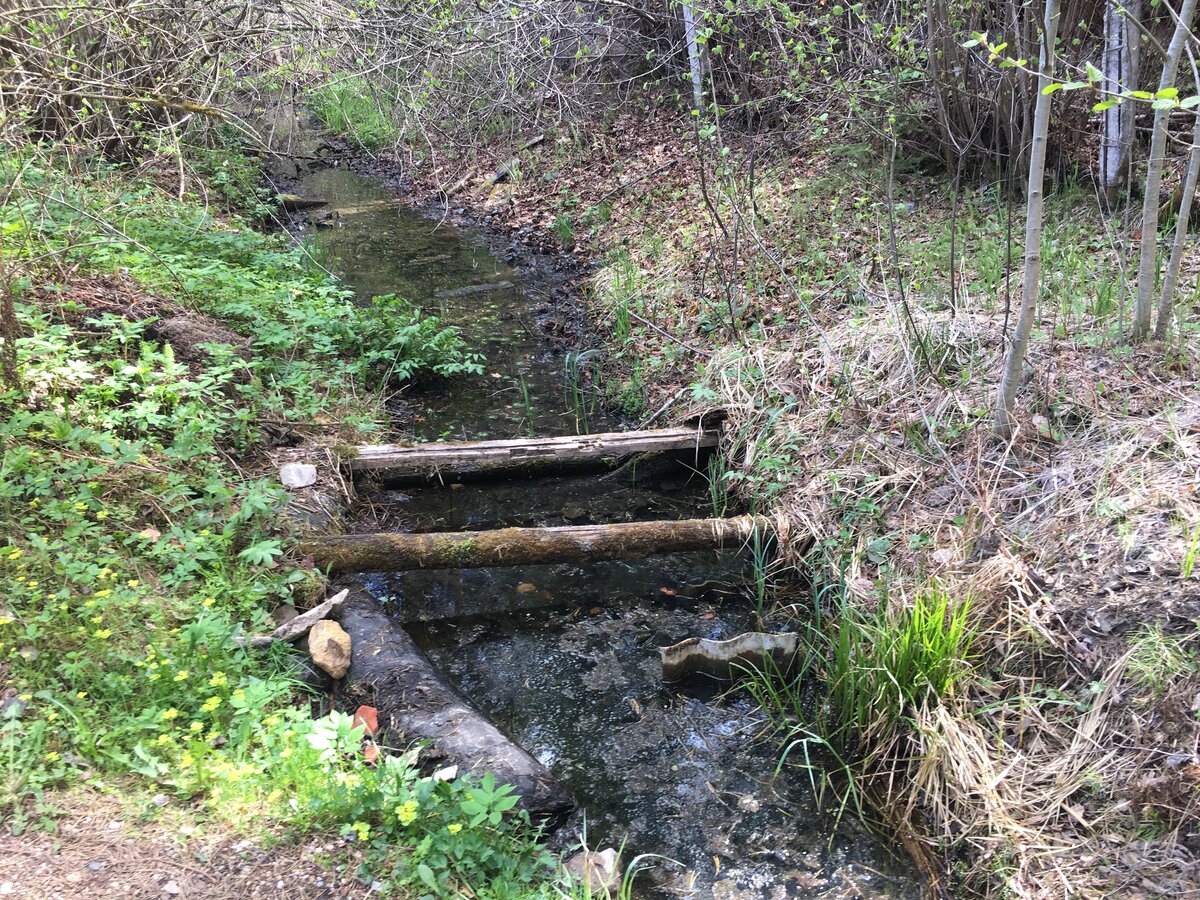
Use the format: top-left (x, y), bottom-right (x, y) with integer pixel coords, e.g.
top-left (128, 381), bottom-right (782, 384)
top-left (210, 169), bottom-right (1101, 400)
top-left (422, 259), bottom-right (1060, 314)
top-left (415, 105), bottom-right (1200, 898)
top-left (690, 302), bottom-right (1200, 897)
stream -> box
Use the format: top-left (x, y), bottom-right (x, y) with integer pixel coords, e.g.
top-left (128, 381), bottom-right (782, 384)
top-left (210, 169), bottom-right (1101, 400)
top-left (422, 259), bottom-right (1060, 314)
top-left (295, 166), bottom-right (921, 899)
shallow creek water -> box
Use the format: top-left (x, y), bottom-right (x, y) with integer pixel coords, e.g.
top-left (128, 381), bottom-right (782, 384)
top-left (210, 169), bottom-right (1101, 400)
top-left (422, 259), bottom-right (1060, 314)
top-left (298, 167), bottom-right (920, 898)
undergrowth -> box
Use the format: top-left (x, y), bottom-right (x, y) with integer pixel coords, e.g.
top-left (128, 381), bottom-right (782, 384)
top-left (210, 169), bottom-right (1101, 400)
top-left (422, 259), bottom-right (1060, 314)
top-left (308, 78), bottom-right (400, 151)
top-left (0, 153), bottom-right (586, 897)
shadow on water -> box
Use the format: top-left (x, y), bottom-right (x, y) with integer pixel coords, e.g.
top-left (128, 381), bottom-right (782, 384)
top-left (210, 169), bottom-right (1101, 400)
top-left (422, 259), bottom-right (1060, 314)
top-left (298, 167), bottom-right (920, 898)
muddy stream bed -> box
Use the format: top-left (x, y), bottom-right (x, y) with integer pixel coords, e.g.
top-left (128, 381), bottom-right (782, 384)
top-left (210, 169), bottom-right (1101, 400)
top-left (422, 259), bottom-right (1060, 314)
top-left (295, 166), bottom-right (920, 899)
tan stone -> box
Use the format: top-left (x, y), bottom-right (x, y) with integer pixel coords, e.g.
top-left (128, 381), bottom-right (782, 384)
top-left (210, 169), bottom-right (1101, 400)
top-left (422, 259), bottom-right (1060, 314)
top-left (309, 620), bottom-right (351, 679)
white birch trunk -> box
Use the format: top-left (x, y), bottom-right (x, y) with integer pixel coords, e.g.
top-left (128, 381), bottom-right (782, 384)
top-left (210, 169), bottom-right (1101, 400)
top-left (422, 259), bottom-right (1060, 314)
top-left (1155, 50), bottom-right (1200, 339)
top-left (1133, 0), bottom-right (1199, 341)
top-left (1100, 0), bottom-right (1140, 206)
top-left (682, 0), bottom-right (704, 113)
top-left (994, 0), bottom-right (1061, 439)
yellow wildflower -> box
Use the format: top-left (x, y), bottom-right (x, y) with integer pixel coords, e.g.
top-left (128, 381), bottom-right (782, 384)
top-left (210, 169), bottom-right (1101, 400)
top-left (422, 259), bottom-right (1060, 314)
top-left (200, 696), bottom-right (221, 713)
top-left (161, 708), bottom-right (180, 721)
top-left (396, 799), bottom-right (419, 826)
top-left (447, 823), bottom-right (463, 835)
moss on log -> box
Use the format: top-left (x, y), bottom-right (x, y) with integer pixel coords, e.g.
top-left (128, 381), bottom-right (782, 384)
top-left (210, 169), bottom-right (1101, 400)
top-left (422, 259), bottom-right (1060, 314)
top-left (300, 515), bottom-right (775, 572)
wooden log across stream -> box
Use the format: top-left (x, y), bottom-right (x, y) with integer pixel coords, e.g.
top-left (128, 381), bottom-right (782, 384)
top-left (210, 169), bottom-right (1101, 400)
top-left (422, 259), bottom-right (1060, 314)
top-left (300, 514), bottom-right (774, 572)
top-left (337, 587), bottom-right (574, 818)
top-left (345, 425), bottom-right (719, 478)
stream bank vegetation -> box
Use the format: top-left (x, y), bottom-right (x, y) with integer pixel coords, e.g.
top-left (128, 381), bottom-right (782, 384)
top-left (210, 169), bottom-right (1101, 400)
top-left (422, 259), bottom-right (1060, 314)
top-left (0, 145), bottom-right (581, 898)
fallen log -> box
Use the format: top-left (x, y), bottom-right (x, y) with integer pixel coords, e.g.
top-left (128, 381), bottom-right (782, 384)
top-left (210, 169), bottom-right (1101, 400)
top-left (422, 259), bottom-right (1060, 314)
top-left (279, 194), bottom-right (328, 212)
top-left (660, 631), bottom-right (801, 682)
top-left (346, 425), bottom-right (719, 478)
top-left (337, 587), bottom-right (574, 819)
top-left (300, 515), bottom-right (774, 573)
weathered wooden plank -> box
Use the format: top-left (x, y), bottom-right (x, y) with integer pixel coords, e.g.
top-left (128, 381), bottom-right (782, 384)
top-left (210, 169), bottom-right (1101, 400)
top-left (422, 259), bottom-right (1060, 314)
top-left (346, 426), bottom-right (719, 476)
top-left (300, 514), bottom-right (773, 572)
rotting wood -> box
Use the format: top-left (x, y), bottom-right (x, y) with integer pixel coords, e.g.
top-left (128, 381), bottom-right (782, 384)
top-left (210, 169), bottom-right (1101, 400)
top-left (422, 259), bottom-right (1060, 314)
top-left (345, 425), bottom-right (719, 477)
top-left (300, 515), bottom-right (774, 572)
top-left (660, 631), bottom-right (800, 682)
top-left (337, 587), bottom-right (574, 819)
top-left (279, 194), bottom-right (328, 212)
top-left (439, 134), bottom-right (546, 197)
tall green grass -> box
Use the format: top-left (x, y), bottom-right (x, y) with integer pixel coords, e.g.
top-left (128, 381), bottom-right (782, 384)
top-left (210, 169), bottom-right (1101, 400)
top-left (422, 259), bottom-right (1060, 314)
top-left (308, 78), bottom-right (398, 150)
top-left (745, 579), bottom-right (977, 780)
top-left (825, 583), bottom-right (976, 748)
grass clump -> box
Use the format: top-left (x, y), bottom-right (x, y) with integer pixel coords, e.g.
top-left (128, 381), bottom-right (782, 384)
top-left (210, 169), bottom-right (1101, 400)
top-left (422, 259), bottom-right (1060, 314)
top-left (746, 579), bottom-right (977, 755)
top-left (1126, 625), bottom-right (1193, 697)
top-left (824, 582), bottom-right (977, 749)
top-left (308, 78), bottom-right (399, 151)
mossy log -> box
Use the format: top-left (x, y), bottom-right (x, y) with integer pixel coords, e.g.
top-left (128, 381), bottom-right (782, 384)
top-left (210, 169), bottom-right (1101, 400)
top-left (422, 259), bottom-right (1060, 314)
top-left (336, 587), bottom-right (573, 819)
top-left (345, 426), bottom-right (719, 478)
top-left (301, 515), bottom-right (774, 573)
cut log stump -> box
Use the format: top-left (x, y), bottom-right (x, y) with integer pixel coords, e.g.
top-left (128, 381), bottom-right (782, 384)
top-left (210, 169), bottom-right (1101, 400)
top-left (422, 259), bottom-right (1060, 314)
top-left (345, 425), bottom-right (719, 479)
top-left (300, 515), bottom-right (774, 573)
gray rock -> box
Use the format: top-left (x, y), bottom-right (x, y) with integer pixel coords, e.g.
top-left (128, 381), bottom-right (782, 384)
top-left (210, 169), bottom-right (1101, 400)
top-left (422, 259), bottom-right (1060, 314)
top-left (563, 848), bottom-right (619, 893)
top-left (279, 463), bottom-right (318, 489)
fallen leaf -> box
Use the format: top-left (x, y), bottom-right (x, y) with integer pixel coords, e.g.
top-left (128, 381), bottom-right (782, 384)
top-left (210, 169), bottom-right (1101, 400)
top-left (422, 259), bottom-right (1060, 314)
top-left (516, 582), bottom-right (536, 593)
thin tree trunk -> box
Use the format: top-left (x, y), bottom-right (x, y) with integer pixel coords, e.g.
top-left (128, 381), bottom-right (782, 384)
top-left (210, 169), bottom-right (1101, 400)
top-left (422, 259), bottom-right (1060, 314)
top-left (1133, 0), bottom-right (1199, 341)
top-left (994, 0), bottom-right (1061, 439)
top-left (1155, 50), bottom-right (1200, 339)
top-left (1100, 0), bottom-right (1140, 207)
top-left (682, 0), bottom-right (703, 112)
